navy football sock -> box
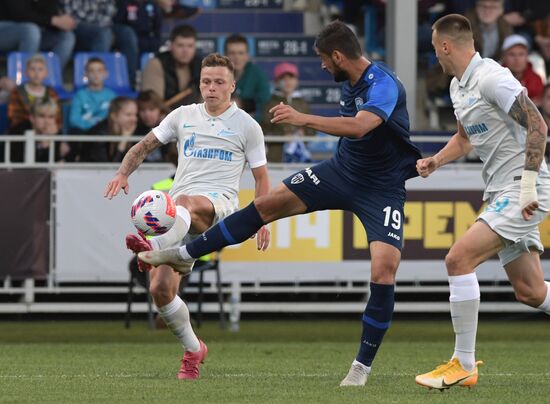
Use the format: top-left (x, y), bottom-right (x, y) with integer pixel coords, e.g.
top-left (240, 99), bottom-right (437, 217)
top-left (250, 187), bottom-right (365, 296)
top-left (356, 282), bottom-right (395, 367)
top-left (186, 202), bottom-right (265, 258)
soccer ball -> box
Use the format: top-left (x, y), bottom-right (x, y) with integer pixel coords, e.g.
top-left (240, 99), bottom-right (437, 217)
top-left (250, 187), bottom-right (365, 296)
top-left (130, 190), bottom-right (176, 236)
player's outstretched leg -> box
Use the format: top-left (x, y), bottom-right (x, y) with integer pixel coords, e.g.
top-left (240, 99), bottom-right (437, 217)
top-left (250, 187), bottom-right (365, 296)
top-left (341, 241), bottom-right (401, 387)
top-left (140, 202), bottom-right (265, 267)
top-left (150, 205), bottom-right (192, 251)
top-left (340, 283), bottom-right (394, 386)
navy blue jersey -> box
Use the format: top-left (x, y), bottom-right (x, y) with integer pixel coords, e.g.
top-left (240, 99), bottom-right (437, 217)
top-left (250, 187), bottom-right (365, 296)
top-left (335, 62), bottom-right (421, 189)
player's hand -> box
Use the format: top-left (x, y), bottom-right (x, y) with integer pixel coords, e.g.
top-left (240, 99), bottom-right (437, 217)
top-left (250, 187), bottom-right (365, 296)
top-left (104, 173), bottom-right (129, 199)
top-left (521, 201), bottom-right (539, 221)
top-left (519, 170), bottom-right (539, 220)
top-left (416, 157), bottom-right (438, 178)
top-left (252, 225), bottom-right (270, 251)
top-left (269, 102), bottom-right (307, 126)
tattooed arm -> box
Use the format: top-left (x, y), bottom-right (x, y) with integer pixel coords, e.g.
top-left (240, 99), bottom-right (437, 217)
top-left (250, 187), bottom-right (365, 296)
top-left (104, 132), bottom-right (163, 199)
top-left (507, 92), bottom-right (549, 219)
top-left (508, 91), bottom-right (548, 171)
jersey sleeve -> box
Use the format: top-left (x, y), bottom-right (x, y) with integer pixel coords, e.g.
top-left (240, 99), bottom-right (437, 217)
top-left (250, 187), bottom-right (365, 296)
top-left (244, 118), bottom-right (267, 168)
top-left (152, 107), bottom-right (182, 144)
top-left (360, 73), bottom-right (398, 121)
top-left (479, 68), bottom-right (524, 114)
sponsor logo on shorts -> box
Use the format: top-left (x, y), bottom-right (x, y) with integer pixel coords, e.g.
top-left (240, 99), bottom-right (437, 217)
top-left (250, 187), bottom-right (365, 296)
top-left (387, 232), bottom-right (401, 241)
top-left (291, 173), bottom-right (304, 184)
top-left (305, 167), bottom-right (320, 185)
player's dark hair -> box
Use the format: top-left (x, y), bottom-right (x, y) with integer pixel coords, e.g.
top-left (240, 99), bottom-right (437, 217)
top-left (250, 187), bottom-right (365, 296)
top-left (432, 14), bottom-right (473, 44)
top-left (169, 24), bottom-right (197, 41)
top-left (544, 83), bottom-right (550, 96)
top-left (85, 57), bottom-right (106, 71)
top-left (224, 34), bottom-right (248, 53)
top-left (314, 21), bottom-right (362, 59)
top-left (201, 53), bottom-right (235, 76)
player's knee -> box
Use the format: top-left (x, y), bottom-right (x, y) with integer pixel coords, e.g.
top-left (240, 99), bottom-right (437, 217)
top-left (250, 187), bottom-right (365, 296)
top-left (371, 262), bottom-right (398, 284)
top-left (254, 196), bottom-right (275, 223)
top-left (445, 250), bottom-right (468, 274)
top-left (514, 285), bottom-right (544, 308)
top-left (149, 281), bottom-right (175, 307)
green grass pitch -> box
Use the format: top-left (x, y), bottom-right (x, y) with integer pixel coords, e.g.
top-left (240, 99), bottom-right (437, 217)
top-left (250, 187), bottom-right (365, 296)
top-left (0, 319), bottom-right (548, 403)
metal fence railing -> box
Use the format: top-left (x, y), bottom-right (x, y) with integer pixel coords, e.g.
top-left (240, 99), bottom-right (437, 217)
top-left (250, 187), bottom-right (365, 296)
top-left (0, 131), bottom-right (455, 166)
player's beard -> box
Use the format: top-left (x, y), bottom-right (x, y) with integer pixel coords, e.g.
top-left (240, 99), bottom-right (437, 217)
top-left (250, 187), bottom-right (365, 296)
top-left (331, 65), bottom-right (348, 82)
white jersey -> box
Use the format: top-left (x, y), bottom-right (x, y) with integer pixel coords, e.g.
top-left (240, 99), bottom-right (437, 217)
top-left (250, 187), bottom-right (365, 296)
top-left (153, 102), bottom-right (267, 199)
top-left (449, 52), bottom-right (550, 200)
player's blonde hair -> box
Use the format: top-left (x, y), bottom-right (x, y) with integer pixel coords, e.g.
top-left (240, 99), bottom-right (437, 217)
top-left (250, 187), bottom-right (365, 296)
top-left (201, 53), bottom-right (235, 76)
top-left (432, 14), bottom-right (474, 46)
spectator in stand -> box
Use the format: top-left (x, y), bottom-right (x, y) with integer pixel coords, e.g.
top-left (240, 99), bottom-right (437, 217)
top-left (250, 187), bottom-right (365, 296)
top-left (8, 54), bottom-right (61, 135)
top-left (62, 0), bottom-right (116, 52)
top-left (261, 62), bottom-right (314, 162)
top-left (0, 77), bottom-right (16, 105)
top-left (141, 25), bottom-right (201, 109)
top-left (84, 96), bottom-right (138, 162)
top-left (224, 33), bottom-right (271, 122)
top-left (501, 34), bottom-right (544, 106)
top-left (136, 89), bottom-right (169, 162)
top-left (427, 0), bottom-right (512, 99)
top-left (465, 0), bottom-right (513, 60)
top-left (541, 84), bottom-right (550, 160)
top-left (114, 0), bottom-right (163, 85)
top-left (0, 8), bottom-right (41, 54)
top-left (533, 20), bottom-right (550, 80)
top-left (156, 0), bottom-right (200, 19)
top-left (69, 57), bottom-right (116, 132)
top-left (30, 99), bottom-right (72, 162)
top-left (3, 0), bottom-right (76, 69)
top-left (503, 1), bottom-right (550, 46)
top-left (541, 84), bottom-right (550, 128)
top-left (136, 89), bottom-right (168, 134)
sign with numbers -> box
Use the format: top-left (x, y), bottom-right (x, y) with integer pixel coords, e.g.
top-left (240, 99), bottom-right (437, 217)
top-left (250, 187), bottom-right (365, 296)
top-left (255, 36), bottom-right (316, 57)
top-left (218, 0), bottom-right (283, 8)
top-left (299, 84), bottom-right (341, 105)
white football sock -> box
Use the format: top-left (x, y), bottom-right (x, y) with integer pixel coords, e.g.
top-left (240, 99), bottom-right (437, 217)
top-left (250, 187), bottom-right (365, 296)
top-left (157, 295), bottom-right (200, 352)
top-left (178, 245), bottom-right (193, 260)
top-left (448, 273), bottom-right (480, 372)
top-left (537, 281), bottom-right (550, 314)
top-left (150, 205), bottom-right (191, 250)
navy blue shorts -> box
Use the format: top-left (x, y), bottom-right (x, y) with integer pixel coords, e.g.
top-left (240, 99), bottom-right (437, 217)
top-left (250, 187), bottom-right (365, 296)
top-left (282, 160), bottom-right (406, 250)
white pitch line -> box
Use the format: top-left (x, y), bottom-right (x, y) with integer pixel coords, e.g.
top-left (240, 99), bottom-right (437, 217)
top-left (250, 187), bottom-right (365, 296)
top-left (0, 373), bottom-right (549, 379)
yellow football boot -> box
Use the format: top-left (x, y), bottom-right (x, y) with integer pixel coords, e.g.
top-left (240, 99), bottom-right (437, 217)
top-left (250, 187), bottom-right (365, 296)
top-left (415, 358), bottom-right (483, 390)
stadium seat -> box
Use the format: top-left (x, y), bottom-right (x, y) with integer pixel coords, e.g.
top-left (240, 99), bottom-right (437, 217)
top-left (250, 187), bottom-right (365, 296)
top-left (140, 52), bottom-right (155, 71)
top-left (73, 52), bottom-right (137, 97)
top-left (0, 103), bottom-right (8, 135)
top-left (7, 52), bottom-right (73, 100)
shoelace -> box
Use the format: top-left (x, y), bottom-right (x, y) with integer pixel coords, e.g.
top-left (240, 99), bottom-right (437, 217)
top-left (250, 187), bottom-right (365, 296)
top-left (180, 356), bottom-right (199, 377)
top-left (431, 360), bottom-right (460, 377)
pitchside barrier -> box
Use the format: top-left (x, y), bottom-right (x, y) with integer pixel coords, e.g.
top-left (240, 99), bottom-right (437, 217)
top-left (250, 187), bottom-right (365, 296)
top-left (1, 134), bottom-right (549, 315)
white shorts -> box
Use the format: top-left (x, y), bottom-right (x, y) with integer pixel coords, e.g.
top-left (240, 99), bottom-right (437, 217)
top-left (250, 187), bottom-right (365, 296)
top-left (478, 182), bottom-right (550, 266)
top-left (173, 190), bottom-right (240, 244)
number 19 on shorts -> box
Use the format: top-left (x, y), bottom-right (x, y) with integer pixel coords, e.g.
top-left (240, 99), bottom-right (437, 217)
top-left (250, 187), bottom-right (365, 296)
top-left (383, 206), bottom-right (402, 230)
